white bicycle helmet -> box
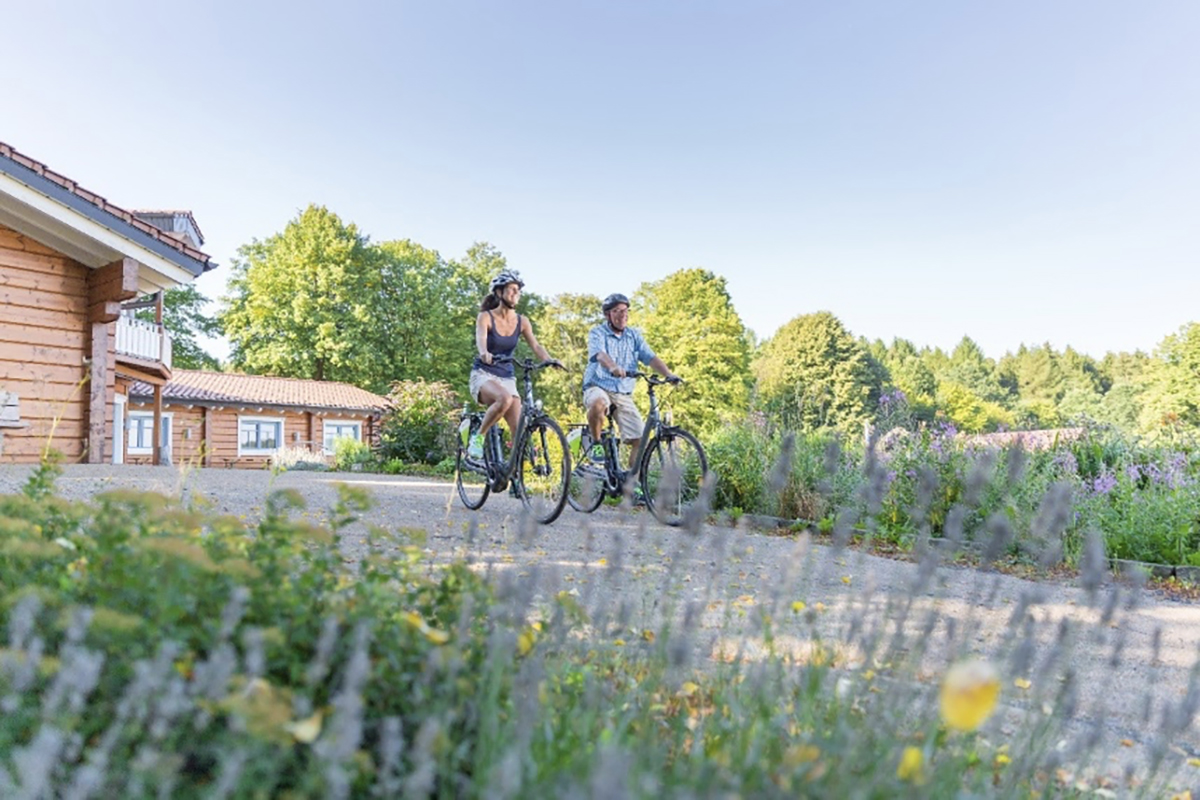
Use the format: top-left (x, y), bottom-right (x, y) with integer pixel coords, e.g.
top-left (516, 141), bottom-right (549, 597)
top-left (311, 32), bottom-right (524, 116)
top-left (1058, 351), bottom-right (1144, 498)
top-left (490, 269), bottom-right (525, 292)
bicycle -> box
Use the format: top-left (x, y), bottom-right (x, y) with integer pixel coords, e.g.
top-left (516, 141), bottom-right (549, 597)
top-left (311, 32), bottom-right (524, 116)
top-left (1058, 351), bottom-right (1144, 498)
top-left (455, 356), bottom-right (572, 524)
top-left (567, 373), bottom-right (709, 527)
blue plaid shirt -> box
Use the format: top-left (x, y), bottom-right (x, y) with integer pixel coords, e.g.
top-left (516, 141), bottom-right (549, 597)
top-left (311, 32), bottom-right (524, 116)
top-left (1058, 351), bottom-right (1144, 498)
top-left (582, 323), bottom-right (656, 394)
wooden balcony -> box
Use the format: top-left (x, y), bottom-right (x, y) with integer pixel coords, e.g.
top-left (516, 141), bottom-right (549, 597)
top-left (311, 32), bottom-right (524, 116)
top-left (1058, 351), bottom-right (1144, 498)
top-left (115, 314), bottom-right (172, 382)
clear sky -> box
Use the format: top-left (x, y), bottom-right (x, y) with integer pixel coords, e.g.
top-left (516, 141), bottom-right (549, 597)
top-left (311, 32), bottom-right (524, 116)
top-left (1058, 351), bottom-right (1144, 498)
top-left (3, 1), bottom-right (1197, 362)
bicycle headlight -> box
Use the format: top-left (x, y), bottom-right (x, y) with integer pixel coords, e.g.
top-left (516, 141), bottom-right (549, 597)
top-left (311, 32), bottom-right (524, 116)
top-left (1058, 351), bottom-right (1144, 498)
top-left (663, 409), bottom-right (673, 425)
top-left (534, 399), bottom-right (543, 412)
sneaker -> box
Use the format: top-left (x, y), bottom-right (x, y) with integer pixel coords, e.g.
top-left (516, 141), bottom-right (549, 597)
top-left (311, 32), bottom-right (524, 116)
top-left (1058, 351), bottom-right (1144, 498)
top-left (467, 433), bottom-right (484, 460)
top-left (586, 443), bottom-right (606, 465)
top-left (630, 486), bottom-right (647, 507)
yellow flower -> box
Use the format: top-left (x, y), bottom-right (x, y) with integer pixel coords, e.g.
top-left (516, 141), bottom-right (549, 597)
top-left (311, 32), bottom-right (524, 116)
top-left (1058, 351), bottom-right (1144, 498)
top-left (940, 659), bottom-right (1000, 732)
top-left (791, 601), bottom-right (806, 613)
top-left (897, 746), bottom-right (924, 783)
top-left (401, 611), bottom-right (450, 644)
top-left (517, 628), bottom-right (535, 657)
top-left (841, 575), bottom-right (852, 585)
top-left (286, 710), bottom-right (324, 744)
top-left (1013, 677), bottom-right (1032, 690)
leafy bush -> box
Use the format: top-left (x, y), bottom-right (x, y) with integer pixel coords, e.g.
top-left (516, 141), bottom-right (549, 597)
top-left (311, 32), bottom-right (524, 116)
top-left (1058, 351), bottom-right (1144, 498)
top-left (332, 436), bottom-right (374, 471)
top-left (378, 379), bottom-right (460, 465)
top-left (707, 420), bottom-right (773, 514)
top-left (0, 467), bottom-right (500, 796)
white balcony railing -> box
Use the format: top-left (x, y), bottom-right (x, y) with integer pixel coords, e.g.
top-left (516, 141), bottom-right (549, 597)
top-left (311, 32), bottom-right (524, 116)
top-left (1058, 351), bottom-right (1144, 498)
top-left (116, 315), bottom-right (173, 369)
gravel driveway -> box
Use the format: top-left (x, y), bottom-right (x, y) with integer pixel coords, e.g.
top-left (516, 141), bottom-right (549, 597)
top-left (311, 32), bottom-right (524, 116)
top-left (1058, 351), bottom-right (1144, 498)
top-left (5, 463), bottom-right (1200, 791)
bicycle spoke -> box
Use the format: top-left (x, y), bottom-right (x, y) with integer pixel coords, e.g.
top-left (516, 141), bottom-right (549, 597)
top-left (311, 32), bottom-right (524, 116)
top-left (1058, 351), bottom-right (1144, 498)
top-left (455, 427), bottom-right (490, 509)
top-left (641, 429), bottom-right (708, 527)
top-left (520, 418), bottom-right (570, 524)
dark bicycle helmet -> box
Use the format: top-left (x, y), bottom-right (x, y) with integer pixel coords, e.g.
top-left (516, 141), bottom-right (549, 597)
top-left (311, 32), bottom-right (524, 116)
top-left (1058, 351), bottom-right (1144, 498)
top-left (602, 292), bottom-right (630, 312)
top-left (490, 269), bottom-right (525, 293)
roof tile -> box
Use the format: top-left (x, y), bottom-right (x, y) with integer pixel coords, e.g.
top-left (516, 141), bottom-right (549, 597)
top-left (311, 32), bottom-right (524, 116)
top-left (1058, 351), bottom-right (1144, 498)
top-left (0, 140), bottom-right (213, 268)
top-left (129, 370), bottom-right (390, 412)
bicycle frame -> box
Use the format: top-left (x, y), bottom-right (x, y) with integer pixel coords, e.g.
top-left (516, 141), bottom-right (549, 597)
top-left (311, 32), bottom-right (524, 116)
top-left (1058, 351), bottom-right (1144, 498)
top-left (595, 373), bottom-right (671, 491)
top-left (465, 358), bottom-right (555, 492)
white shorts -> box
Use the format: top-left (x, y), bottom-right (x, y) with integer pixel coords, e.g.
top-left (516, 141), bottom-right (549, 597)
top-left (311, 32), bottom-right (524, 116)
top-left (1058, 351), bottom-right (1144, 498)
top-left (469, 369), bottom-right (518, 404)
top-left (583, 386), bottom-right (644, 441)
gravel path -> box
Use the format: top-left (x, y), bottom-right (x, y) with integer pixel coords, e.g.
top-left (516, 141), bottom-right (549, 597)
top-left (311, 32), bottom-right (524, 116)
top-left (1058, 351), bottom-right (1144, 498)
top-left (5, 463), bottom-right (1200, 791)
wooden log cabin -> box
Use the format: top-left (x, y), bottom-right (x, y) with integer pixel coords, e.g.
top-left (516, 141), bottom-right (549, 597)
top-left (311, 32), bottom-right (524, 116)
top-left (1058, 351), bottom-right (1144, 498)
top-left (0, 140), bottom-right (215, 464)
top-left (120, 371), bottom-right (389, 468)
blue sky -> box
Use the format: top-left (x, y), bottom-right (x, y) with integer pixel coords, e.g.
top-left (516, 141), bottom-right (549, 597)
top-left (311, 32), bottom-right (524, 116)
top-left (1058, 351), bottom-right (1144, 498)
top-left (3, 1), bottom-right (1197, 362)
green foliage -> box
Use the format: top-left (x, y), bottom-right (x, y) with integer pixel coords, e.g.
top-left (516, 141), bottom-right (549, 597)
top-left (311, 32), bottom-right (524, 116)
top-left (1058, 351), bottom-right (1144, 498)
top-left (935, 381), bottom-right (1015, 433)
top-left (332, 436), bottom-right (374, 471)
top-left (0, 468), bottom-right (505, 796)
top-left (221, 205), bottom-right (380, 387)
top-left (530, 293), bottom-right (602, 423)
top-left (136, 285), bottom-right (221, 370)
top-left (707, 420), bottom-right (774, 514)
top-left (753, 311), bottom-right (877, 435)
top-left (377, 378), bottom-right (460, 464)
top-left (633, 269), bottom-right (753, 439)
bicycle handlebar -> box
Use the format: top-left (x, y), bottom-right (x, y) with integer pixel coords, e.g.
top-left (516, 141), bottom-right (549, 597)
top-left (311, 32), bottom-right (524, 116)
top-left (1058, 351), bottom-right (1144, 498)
top-left (626, 371), bottom-right (683, 386)
top-left (491, 355), bottom-right (566, 372)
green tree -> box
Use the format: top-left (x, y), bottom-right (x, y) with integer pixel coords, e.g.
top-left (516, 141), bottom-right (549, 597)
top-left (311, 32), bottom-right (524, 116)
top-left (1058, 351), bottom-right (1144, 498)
top-left (220, 205), bottom-right (378, 386)
top-left (136, 285), bottom-right (220, 370)
top-left (632, 269), bottom-right (752, 440)
top-left (531, 293), bottom-right (603, 423)
top-left (373, 239), bottom-right (476, 390)
top-left (752, 311), bottom-right (876, 435)
top-left (1139, 322), bottom-right (1200, 437)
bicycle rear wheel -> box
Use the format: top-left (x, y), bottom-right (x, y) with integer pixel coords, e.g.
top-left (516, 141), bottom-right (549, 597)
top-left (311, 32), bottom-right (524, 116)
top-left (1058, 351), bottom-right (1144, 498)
top-left (520, 418), bottom-right (570, 524)
top-left (455, 438), bottom-right (490, 510)
top-left (640, 429), bottom-right (708, 527)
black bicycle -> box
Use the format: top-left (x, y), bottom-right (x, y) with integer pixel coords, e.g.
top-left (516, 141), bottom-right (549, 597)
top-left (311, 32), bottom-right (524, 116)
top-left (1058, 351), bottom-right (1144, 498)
top-left (567, 373), bottom-right (709, 526)
top-left (455, 357), bottom-right (571, 524)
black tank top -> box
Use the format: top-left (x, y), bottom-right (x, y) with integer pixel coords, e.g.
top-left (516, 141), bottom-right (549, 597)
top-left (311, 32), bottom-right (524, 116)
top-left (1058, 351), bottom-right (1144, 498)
top-left (473, 311), bottom-right (520, 378)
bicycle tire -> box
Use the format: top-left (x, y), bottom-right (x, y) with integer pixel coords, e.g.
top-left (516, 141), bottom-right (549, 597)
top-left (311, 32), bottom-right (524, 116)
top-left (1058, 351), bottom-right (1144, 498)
top-left (519, 417), bottom-right (571, 524)
top-left (455, 437), bottom-right (490, 510)
top-left (567, 461), bottom-right (606, 513)
top-left (639, 428), bottom-right (708, 527)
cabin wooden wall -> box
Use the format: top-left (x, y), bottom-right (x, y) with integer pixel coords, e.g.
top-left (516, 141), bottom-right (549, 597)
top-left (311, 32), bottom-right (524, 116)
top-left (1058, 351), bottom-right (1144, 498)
top-left (0, 224), bottom-right (96, 463)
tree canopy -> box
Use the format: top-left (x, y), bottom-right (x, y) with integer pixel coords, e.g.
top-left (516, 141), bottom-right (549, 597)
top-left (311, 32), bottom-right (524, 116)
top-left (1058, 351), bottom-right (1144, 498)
top-left (752, 311), bottom-right (876, 435)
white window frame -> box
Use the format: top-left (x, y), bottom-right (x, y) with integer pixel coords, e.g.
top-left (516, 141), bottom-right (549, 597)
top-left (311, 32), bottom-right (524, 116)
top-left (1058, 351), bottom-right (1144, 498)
top-left (323, 418), bottom-right (363, 455)
top-left (238, 415), bottom-right (285, 456)
top-left (127, 411), bottom-right (172, 456)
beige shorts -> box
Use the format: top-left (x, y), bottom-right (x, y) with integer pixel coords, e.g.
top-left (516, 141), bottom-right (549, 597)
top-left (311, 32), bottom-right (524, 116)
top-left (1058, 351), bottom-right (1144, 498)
top-left (470, 369), bottom-right (518, 404)
top-left (583, 386), bottom-right (644, 441)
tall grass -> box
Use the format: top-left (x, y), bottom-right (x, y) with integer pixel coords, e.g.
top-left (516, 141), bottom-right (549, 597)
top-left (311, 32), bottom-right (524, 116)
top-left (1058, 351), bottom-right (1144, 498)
top-left (1, 450), bottom-right (1198, 797)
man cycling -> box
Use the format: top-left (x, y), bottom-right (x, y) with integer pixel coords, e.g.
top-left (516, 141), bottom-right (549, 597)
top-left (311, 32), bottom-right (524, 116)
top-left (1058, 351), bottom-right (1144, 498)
top-left (582, 293), bottom-right (680, 470)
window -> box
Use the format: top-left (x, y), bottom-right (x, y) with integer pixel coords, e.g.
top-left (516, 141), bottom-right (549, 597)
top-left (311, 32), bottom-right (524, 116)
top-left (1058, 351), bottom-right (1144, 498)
top-left (127, 412), bottom-right (171, 456)
top-left (238, 417), bottom-right (284, 455)
top-left (323, 419), bottom-right (362, 454)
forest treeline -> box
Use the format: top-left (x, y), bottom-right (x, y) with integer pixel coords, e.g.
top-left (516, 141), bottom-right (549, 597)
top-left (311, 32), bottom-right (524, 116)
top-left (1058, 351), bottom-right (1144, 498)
top-left (161, 205), bottom-right (1199, 442)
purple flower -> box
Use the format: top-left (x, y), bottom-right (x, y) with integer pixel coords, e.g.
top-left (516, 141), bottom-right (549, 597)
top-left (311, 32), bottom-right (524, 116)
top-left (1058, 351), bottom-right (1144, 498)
top-left (1124, 464), bottom-right (1142, 483)
top-left (1091, 471), bottom-right (1118, 496)
top-left (1052, 450), bottom-right (1078, 475)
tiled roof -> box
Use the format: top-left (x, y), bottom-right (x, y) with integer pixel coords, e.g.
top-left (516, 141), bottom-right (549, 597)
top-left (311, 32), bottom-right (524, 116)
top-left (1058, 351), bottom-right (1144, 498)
top-left (128, 371), bottom-right (390, 412)
top-left (130, 209), bottom-right (205, 246)
top-left (0, 141), bottom-right (214, 269)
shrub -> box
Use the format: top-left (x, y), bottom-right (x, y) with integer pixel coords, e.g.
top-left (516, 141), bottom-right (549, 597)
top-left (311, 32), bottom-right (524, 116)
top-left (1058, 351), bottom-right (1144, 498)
top-left (378, 379), bottom-right (460, 465)
top-left (332, 437), bottom-right (374, 471)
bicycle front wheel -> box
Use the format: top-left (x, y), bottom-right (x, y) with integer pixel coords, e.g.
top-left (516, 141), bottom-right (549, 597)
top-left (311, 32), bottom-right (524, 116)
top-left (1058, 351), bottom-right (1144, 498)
top-left (567, 463), bottom-right (606, 513)
top-left (520, 417), bottom-right (571, 524)
top-left (455, 439), bottom-right (490, 510)
top-left (640, 429), bottom-right (708, 527)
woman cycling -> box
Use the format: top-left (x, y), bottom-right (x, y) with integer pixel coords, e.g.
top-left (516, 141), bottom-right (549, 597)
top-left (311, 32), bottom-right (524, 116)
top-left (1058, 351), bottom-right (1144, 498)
top-left (467, 269), bottom-right (557, 459)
